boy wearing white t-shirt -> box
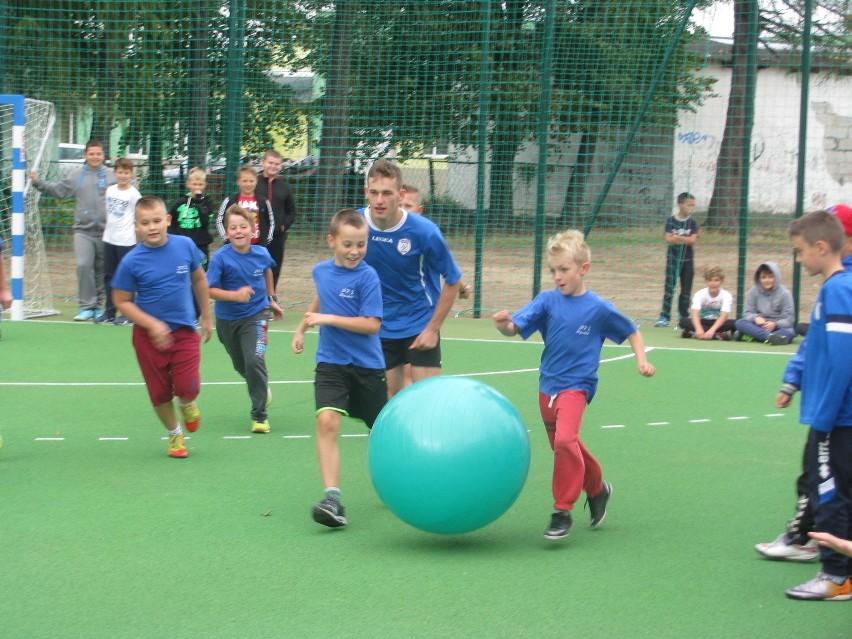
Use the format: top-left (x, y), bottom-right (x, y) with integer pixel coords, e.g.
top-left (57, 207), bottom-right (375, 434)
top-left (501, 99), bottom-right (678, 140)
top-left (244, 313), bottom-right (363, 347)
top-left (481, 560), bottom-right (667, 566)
top-left (679, 265), bottom-right (736, 340)
top-left (97, 157), bottom-right (141, 324)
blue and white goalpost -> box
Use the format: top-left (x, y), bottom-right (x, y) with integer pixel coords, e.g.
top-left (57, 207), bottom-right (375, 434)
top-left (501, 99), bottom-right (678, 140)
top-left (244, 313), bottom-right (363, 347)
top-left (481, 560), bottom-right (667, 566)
top-left (1, 94), bottom-right (58, 320)
top-left (2, 94), bottom-right (26, 321)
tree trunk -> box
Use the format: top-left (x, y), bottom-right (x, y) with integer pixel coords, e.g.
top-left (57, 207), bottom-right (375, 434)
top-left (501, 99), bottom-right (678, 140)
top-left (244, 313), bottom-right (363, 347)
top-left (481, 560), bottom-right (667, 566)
top-left (561, 130), bottom-right (598, 227)
top-left (706, 0), bottom-right (758, 230)
top-left (486, 0), bottom-right (526, 225)
top-left (188, 4), bottom-right (209, 170)
top-left (89, 4), bottom-right (123, 145)
top-left (316, 0), bottom-right (353, 216)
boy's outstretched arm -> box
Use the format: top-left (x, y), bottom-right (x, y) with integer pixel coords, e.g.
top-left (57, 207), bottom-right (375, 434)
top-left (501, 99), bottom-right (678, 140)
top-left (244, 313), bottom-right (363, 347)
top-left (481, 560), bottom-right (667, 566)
top-left (265, 269), bottom-right (283, 320)
top-left (292, 295), bottom-right (319, 354)
top-left (628, 330), bottom-right (655, 376)
top-left (412, 279), bottom-right (462, 351)
top-left (191, 266), bottom-right (212, 342)
top-left (305, 312), bottom-right (380, 335)
top-left (493, 310), bottom-right (519, 337)
top-left (809, 531), bottom-right (852, 558)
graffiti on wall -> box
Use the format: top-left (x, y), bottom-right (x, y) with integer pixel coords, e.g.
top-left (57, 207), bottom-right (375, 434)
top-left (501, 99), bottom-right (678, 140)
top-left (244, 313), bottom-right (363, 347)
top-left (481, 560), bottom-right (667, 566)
top-left (812, 101), bottom-right (852, 186)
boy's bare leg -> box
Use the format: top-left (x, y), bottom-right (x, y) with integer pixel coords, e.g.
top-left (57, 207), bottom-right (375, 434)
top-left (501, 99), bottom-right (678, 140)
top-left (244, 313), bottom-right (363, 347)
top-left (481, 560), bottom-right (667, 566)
top-left (386, 365), bottom-right (407, 398)
top-left (153, 401), bottom-right (179, 430)
top-left (316, 409), bottom-right (342, 488)
top-left (410, 365), bottom-right (439, 384)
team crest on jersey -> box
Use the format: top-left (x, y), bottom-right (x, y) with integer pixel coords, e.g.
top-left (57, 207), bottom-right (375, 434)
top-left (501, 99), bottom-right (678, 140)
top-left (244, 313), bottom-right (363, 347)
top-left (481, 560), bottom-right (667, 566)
top-left (397, 238), bottom-right (411, 255)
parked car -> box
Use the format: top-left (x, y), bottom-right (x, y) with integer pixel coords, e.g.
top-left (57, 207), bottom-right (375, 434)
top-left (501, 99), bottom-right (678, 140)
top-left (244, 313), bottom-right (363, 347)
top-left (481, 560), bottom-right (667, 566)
top-left (57, 142), bottom-right (86, 177)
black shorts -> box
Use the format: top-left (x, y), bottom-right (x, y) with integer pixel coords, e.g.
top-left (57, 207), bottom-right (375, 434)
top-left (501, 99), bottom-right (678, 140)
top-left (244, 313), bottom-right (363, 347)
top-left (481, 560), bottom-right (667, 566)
top-left (381, 334), bottom-right (442, 370)
top-left (314, 362), bottom-right (388, 428)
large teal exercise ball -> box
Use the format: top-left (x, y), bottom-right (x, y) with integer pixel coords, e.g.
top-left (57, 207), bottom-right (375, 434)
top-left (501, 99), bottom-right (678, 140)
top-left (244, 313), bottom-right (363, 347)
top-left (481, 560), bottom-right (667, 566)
top-left (368, 376), bottom-right (530, 534)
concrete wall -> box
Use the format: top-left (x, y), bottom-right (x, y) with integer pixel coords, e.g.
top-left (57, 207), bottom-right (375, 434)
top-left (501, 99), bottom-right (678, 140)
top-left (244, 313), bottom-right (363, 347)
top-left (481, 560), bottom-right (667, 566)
top-left (674, 65), bottom-right (852, 214)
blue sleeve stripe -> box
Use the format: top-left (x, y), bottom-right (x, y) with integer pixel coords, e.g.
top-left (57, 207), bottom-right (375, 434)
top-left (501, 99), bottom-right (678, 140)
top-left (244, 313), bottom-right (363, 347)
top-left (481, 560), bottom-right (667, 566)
top-left (826, 313), bottom-right (852, 323)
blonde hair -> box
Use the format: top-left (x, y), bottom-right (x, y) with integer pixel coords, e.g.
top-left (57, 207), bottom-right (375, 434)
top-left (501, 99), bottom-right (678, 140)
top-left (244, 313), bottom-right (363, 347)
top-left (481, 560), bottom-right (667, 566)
top-left (546, 229), bottom-right (590, 264)
top-left (704, 265), bottom-right (725, 281)
top-left (237, 165), bottom-right (258, 179)
top-left (187, 166), bottom-right (206, 181)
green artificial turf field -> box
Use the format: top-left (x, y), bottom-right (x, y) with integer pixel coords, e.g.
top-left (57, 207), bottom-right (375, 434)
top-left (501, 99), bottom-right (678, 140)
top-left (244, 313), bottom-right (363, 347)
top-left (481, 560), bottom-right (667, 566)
top-left (0, 318), bottom-right (847, 638)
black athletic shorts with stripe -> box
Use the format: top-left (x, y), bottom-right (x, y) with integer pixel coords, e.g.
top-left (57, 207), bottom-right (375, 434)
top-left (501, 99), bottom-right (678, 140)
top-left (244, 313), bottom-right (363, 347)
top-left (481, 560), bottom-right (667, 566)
top-left (314, 362), bottom-right (388, 428)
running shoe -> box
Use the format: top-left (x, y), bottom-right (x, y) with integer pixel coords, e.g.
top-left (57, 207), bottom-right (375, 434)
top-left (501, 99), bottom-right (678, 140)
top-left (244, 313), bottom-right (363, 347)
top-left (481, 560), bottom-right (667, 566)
top-left (586, 481), bottom-right (612, 528)
top-left (167, 432), bottom-right (187, 458)
top-left (785, 572), bottom-right (852, 601)
top-left (312, 497), bottom-right (347, 528)
top-left (755, 534), bottom-right (819, 562)
top-left (544, 511), bottom-right (572, 540)
top-left (180, 401), bottom-right (200, 433)
top-left (74, 309), bottom-right (96, 321)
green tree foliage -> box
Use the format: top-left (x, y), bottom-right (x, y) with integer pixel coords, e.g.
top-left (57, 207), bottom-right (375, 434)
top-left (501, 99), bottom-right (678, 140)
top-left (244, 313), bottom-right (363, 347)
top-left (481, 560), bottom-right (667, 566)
top-left (1, 0), bottom-right (305, 193)
top-left (297, 0), bottom-right (712, 223)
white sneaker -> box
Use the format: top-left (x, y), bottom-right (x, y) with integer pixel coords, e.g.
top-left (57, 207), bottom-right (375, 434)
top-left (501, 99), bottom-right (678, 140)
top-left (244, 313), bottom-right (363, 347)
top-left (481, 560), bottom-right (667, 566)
top-left (755, 533), bottom-right (819, 562)
top-left (786, 571), bottom-right (852, 601)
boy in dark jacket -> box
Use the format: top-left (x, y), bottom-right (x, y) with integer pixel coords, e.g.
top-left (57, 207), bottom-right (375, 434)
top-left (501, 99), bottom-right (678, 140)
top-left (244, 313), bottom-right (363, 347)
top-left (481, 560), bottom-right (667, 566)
top-left (168, 167), bottom-right (216, 269)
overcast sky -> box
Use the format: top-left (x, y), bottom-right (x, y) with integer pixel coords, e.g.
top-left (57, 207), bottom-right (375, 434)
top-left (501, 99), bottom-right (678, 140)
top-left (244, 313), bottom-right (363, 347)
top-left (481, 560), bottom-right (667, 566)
top-left (693, 4), bottom-right (735, 40)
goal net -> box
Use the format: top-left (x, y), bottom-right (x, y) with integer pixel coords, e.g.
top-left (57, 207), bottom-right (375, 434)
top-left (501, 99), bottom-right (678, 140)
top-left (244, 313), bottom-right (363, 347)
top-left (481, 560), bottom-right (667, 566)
top-left (0, 96), bottom-right (59, 319)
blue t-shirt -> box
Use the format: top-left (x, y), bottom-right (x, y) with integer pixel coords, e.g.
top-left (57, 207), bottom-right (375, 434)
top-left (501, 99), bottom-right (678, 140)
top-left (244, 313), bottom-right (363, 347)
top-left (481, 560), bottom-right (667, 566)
top-left (313, 259), bottom-right (385, 370)
top-left (112, 234), bottom-right (204, 331)
top-left (512, 289), bottom-right (637, 401)
top-left (361, 207), bottom-right (462, 339)
top-left (207, 244), bottom-right (276, 320)
top-left (798, 270), bottom-right (852, 432)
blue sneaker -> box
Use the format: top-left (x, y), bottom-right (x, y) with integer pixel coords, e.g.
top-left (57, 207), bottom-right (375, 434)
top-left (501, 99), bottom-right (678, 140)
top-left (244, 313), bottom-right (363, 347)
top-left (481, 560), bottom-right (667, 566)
top-left (74, 309), bottom-right (96, 321)
top-left (654, 316), bottom-right (669, 327)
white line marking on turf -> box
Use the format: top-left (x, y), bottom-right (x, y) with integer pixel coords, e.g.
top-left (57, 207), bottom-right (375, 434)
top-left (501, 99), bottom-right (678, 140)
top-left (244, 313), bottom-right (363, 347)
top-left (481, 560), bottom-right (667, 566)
top-left (727, 416), bottom-right (749, 421)
top-left (35, 437), bottom-right (64, 441)
top-left (99, 437), bottom-right (128, 441)
top-left (341, 433), bottom-right (368, 438)
top-left (689, 419), bottom-right (711, 423)
top-left (224, 436), bottom-right (251, 440)
top-left (647, 421), bottom-right (669, 426)
top-left (601, 424), bottom-right (626, 429)
top-left (283, 435), bottom-right (311, 439)
top-left (765, 413), bottom-right (785, 418)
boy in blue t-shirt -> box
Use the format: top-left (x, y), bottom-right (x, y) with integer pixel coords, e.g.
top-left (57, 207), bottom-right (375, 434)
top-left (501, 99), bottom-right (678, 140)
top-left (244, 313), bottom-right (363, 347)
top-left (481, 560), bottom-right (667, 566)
top-left (494, 230), bottom-right (655, 541)
top-left (112, 196), bottom-right (213, 459)
top-left (207, 205), bottom-right (283, 434)
top-left (782, 210), bottom-right (852, 602)
top-left (292, 209), bottom-right (387, 529)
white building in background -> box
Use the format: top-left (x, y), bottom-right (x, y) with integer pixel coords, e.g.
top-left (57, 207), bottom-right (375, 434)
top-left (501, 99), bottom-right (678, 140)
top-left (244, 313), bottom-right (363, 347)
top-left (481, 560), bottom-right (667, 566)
top-left (674, 42), bottom-right (852, 214)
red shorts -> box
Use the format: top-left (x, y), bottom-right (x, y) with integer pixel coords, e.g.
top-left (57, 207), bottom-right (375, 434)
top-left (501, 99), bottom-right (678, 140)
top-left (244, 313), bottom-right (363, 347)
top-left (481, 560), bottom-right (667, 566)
top-left (132, 326), bottom-right (201, 406)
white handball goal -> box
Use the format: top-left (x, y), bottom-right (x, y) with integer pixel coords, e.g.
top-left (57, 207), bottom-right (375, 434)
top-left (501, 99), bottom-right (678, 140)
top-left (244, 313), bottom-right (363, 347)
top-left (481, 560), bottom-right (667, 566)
top-left (0, 95), bottom-right (59, 319)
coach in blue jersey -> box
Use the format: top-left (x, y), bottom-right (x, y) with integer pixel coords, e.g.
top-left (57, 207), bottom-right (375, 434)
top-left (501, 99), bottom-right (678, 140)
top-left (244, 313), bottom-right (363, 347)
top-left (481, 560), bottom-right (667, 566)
top-left (361, 159), bottom-right (462, 397)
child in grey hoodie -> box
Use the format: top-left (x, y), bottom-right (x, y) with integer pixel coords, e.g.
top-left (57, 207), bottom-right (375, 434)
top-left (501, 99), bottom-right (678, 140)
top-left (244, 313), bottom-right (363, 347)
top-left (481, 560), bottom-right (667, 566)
top-left (734, 261), bottom-right (796, 345)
